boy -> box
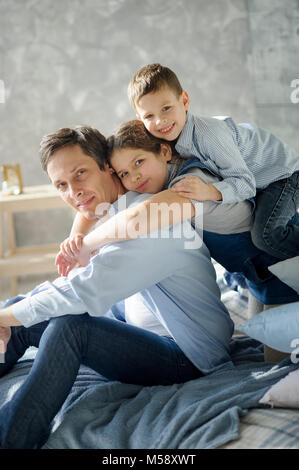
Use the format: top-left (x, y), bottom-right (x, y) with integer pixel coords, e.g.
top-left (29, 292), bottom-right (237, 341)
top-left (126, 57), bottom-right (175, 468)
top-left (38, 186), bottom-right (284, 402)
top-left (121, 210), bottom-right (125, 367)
top-left (128, 63), bottom-right (299, 261)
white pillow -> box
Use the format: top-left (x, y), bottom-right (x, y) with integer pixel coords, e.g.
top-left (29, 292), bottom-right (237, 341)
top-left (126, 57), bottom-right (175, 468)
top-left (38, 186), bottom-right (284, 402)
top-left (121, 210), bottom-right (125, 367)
top-left (238, 301), bottom-right (299, 353)
top-left (268, 256), bottom-right (299, 294)
top-left (259, 368), bottom-right (299, 409)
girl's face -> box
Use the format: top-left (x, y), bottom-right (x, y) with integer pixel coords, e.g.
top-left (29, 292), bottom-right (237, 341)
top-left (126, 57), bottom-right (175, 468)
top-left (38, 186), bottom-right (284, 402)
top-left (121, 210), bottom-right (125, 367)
top-left (111, 144), bottom-right (172, 194)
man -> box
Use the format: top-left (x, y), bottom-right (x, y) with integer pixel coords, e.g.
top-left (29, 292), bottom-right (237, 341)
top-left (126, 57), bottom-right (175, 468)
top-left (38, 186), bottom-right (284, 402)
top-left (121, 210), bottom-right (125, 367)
top-left (0, 126), bottom-right (234, 448)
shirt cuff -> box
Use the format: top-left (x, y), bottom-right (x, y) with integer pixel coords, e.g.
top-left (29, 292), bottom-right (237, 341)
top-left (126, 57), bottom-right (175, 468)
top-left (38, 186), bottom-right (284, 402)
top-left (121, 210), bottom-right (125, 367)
top-left (11, 296), bottom-right (46, 327)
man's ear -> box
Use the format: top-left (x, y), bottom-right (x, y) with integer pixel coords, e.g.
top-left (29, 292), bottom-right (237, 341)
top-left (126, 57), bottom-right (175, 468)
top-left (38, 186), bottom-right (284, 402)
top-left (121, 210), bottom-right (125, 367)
top-left (104, 162), bottom-right (115, 174)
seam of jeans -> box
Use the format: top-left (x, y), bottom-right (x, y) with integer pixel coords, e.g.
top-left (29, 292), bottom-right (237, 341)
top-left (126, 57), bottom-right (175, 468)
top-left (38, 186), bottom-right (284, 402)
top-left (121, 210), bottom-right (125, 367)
top-left (261, 178), bottom-right (298, 257)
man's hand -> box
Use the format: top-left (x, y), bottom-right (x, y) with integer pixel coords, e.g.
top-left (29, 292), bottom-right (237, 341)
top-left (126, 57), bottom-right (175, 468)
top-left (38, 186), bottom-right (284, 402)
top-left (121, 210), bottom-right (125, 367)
top-left (0, 326), bottom-right (11, 354)
top-left (171, 175), bottom-right (222, 202)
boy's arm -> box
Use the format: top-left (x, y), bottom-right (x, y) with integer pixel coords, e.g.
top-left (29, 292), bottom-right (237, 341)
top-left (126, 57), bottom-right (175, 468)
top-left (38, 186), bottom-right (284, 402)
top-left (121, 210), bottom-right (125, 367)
top-left (176, 117), bottom-right (257, 204)
top-left (170, 174), bottom-right (222, 202)
top-left (82, 189), bottom-right (196, 253)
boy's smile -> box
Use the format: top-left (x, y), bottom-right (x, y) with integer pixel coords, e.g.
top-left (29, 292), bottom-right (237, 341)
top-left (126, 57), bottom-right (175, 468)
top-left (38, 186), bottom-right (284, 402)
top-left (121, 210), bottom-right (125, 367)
top-left (135, 87), bottom-right (189, 141)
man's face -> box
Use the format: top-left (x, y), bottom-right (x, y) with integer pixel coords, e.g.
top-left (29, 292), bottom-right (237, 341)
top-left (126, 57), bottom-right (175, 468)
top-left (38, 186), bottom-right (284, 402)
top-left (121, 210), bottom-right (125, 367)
top-left (47, 144), bottom-right (116, 220)
top-left (135, 86), bottom-right (189, 141)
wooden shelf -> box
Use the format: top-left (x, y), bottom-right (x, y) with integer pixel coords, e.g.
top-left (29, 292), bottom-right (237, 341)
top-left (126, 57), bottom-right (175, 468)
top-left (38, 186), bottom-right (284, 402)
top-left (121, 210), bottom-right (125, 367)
top-left (0, 185), bottom-right (71, 296)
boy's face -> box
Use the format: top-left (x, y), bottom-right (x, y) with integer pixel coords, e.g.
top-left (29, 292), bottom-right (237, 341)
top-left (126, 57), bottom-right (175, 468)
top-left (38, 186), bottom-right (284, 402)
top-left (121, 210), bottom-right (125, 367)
top-left (111, 144), bottom-right (172, 194)
top-left (135, 86), bottom-right (189, 141)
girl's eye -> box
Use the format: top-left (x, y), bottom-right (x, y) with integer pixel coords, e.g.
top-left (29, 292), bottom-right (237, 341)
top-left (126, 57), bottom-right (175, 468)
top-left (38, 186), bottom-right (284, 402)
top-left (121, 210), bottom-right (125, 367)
top-left (120, 171), bottom-right (128, 178)
top-left (135, 159), bottom-right (143, 166)
top-left (145, 114), bottom-right (153, 120)
top-left (162, 106), bottom-right (171, 112)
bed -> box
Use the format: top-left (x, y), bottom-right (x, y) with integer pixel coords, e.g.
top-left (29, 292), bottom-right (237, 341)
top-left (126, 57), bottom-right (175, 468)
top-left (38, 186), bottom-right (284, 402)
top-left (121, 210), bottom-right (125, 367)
top-left (0, 262), bottom-right (299, 450)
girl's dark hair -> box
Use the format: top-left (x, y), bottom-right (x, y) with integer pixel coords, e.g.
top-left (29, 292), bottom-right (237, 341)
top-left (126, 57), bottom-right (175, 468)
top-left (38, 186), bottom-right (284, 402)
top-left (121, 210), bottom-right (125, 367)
top-left (107, 119), bottom-right (181, 164)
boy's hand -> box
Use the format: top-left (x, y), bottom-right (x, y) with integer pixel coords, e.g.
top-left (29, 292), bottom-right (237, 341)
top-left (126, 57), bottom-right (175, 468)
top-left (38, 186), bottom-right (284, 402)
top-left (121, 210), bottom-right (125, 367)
top-left (171, 175), bottom-right (222, 202)
top-left (0, 326), bottom-right (11, 355)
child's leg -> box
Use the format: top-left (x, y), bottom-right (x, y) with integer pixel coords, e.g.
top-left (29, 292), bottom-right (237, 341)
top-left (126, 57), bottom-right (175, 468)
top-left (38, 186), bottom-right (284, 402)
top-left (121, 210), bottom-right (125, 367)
top-left (251, 171), bottom-right (299, 260)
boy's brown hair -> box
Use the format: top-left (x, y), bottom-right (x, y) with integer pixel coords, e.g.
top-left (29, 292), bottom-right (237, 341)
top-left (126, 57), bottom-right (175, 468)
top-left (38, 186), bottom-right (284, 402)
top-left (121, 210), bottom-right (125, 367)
top-left (39, 126), bottom-right (108, 171)
top-left (128, 63), bottom-right (183, 109)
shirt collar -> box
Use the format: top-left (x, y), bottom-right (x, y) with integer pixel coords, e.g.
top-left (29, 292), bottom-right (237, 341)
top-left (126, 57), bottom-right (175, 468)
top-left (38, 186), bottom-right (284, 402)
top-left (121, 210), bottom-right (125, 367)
top-left (176, 111), bottom-right (194, 152)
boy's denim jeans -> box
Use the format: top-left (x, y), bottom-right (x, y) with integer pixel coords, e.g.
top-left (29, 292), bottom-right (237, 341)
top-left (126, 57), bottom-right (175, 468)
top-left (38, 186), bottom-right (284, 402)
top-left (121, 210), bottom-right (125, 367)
top-left (0, 297), bottom-right (201, 449)
top-left (251, 171), bottom-right (299, 260)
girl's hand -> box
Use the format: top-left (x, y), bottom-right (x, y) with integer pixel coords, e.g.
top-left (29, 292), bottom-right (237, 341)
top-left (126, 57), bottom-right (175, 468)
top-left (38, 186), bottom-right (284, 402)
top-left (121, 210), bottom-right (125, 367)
top-left (171, 175), bottom-right (222, 201)
top-left (55, 234), bottom-right (84, 276)
top-left (0, 326), bottom-right (11, 354)
top-left (59, 234), bottom-right (84, 261)
top-left (55, 235), bottom-right (94, 276)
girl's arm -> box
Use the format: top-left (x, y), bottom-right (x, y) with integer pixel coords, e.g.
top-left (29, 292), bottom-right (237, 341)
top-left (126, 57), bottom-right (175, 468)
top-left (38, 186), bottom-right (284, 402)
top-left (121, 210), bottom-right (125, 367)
top-left (82, 189), bottom-right (196, 254)
top-left (70, 212), bottom-right (98, 237)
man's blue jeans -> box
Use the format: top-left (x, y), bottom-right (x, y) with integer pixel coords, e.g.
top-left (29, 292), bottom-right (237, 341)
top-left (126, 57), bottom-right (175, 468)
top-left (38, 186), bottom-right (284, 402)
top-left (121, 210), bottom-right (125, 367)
top-left (251, 171), bottom-right (299, 260)
top-left (0, 299), bottom-right (202, 449)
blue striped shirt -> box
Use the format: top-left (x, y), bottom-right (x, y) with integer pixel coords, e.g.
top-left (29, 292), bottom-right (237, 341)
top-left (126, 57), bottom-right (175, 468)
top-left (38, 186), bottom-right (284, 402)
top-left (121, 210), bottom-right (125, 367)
top-left (175, 113), bottom-right (299, 204)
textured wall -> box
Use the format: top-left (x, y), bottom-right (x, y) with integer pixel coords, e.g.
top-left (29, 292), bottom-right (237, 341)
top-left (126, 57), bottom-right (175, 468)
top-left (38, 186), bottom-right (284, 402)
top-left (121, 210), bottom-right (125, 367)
top-left (0, 0), bottom-right (298, 248)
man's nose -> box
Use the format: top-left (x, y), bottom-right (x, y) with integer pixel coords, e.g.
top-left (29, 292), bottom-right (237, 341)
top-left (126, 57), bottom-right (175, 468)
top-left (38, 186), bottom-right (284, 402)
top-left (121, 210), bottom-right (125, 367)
top-left (69, 184), bottom-right (83, 200)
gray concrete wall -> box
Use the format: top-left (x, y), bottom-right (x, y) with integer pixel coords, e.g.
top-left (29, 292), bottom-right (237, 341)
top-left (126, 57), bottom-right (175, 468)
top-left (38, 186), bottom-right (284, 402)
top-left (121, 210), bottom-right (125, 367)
top-left (0, 0), bottom-right (298, 249)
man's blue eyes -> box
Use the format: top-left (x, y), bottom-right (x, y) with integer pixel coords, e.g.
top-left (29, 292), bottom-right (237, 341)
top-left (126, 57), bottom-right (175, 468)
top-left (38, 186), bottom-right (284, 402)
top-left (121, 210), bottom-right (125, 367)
top-left (57, 170), bottom-right (86, 189)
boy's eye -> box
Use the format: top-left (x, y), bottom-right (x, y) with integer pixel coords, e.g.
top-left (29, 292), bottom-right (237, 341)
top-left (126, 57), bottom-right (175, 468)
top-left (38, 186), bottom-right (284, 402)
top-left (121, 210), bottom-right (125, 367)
top-left (162, 106), bottom-right (171, 112)
top-left (77, 169), bottom-right (85, 176)
top-left (120, 171), bottom-right (128, 178)
top-left (135, 159), bottom-right (143, 166)
top-left (144, 114), bottom-right (153, 120)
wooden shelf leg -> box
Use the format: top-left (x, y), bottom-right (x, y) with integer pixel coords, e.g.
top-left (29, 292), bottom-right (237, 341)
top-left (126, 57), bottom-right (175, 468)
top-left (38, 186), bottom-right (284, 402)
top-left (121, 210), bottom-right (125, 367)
top-left (10, 276), bottom-right (18, 297)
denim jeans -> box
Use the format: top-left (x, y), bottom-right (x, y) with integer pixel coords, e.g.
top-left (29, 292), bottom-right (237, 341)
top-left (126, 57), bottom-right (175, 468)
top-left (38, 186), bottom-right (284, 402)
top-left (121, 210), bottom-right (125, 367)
top-left (251, 171), bottom-right (299, 260)
top-left (0, 299), bottom-right (202, 449)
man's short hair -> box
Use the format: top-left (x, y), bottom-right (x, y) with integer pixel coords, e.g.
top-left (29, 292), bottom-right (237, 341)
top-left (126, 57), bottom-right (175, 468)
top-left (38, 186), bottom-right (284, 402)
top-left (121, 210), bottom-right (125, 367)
top-left (39, 126), bottom-right (108, 171)
top-left (128, 63), bottom-right (183, 109)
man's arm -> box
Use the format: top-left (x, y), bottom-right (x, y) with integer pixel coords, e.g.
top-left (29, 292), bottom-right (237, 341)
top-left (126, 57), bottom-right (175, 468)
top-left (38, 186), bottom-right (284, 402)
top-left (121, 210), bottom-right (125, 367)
top-left (0, 307), bottom-right (21, 326)
top-left (4, 201), bottom-right (201, 328)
